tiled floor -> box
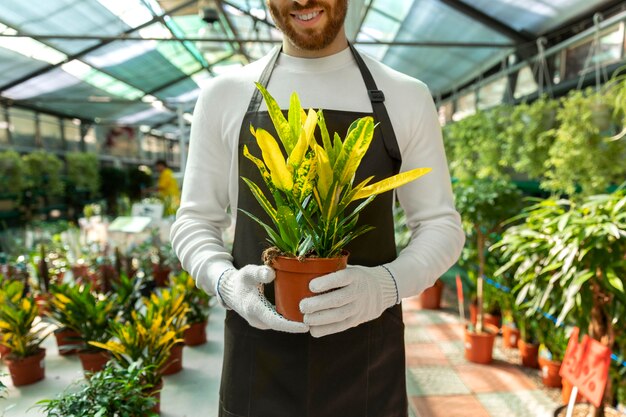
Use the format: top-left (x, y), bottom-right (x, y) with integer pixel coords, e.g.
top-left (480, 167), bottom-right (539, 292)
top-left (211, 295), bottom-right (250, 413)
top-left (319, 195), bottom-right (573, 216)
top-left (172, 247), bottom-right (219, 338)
top-left (403, 296), bottom-right (560, 417)
top-left (2, 292), bottom-right (561, 417)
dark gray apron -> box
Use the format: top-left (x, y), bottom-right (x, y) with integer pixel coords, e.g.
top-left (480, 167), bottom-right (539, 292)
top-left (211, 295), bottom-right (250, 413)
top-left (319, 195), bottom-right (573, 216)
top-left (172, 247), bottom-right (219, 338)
top-left (220, 44), bottom-right (408, 417)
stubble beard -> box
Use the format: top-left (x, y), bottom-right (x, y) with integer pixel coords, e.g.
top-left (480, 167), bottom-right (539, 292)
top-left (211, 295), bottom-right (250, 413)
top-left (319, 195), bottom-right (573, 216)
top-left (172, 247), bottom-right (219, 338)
top-left (269, 0), bottom-right (348, 51)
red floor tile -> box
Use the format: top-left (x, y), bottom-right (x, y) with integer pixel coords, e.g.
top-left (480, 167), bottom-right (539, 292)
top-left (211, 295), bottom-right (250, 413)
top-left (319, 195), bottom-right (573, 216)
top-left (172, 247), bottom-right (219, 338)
top-left (406, 343), bottom-right (449, 366)
top-left (410, 394), bottom-right (491, 417)
top-left (455, 361), bottom-right (537, 393)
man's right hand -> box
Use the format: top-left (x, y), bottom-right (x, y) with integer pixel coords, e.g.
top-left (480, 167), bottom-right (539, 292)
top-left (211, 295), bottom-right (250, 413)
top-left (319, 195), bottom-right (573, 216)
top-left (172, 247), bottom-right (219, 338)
top-left (217, 265), bottom-right (309, 333)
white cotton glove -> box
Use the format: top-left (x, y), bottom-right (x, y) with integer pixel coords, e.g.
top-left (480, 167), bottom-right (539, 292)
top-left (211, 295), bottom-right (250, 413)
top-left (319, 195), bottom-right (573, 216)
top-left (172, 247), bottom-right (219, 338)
top-left (299, 265), bottom-right (399, 338)
top-left (217, 265), bottom-right (309, 333)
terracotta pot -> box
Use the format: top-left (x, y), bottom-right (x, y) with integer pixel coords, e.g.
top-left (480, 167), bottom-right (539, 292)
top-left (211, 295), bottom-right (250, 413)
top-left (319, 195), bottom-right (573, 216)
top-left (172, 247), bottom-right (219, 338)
top-left (160, 343), bottom-right (184, 375)
top-left (469, 304), bottom-right (501, 330)
top-left (272, 254), bottom-right (348, 322)
top-left (152, 265), bottom-right (171, 287)
top-left (561, 378), bottom-right (585, 405)
top-left (518, 339), bottom-right (539, 368)
top-left (78, 350), bottom-right (110, 373)
top-left (540, 358), bottom-right (562, 388)
top-left (0, 343), bottom-right (10, 359)
top-left (502, 324), bottom-right (521, 349)
top-left (420, 280), bottom-right (443, 310)
top-left (464, 325), bottom-right (498, 364)
top-left (35, 294), bottom-right (50, 317)
top-left (3, 348), bottom-right (46, 386)
top-left (184, 321), bottom-right (207, 346)
top-left (54, 328), bottom-right (81, 355)
top-left (147, 379), bottom-right (164, 414)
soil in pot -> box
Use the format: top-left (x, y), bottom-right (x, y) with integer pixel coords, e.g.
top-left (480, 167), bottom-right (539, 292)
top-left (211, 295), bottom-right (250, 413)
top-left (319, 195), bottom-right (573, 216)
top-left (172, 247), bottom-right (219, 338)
top-left (78, 350), bottom-right (110, 373)
top-left (540, 357), bottom-right (562, 388)
top-left (420, 280), bottom-right (443, 310)
top-left (184, 321), bottom-right (207, 346)
top-left (518, 340), bottom-right (539, 368)
top-left (502, 324), bottom-right (521, 349)
top-left (271, 254), bottom-right (348, 322)
top-left (554, 404), bottom-right (623, 417)
top-left (54, 328), bottom-right (81, 355)
top-left (4, 348), bottom-right (46, 386)
top-left (160, 343), bottom-right (184, 375)
top-left (464, 325), bottom-right (498, 364)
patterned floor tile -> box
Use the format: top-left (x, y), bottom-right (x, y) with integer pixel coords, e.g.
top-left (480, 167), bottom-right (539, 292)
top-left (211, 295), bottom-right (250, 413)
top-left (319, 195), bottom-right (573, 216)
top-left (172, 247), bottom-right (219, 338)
top-left (406, 343), bottom-right (449, 366)
top-left (455, 361), bottom-right (536, 393)
top-left (407, 366), bottom-right (471, 396)
top-left (405, 326), bottom-right (434, 343)
top-left (427, 323), bottom-right (465, 342)
top-left (410, 395), bottom-right (491, 417)
top-left (477, 390), bottom-right (558, 417)
top-left (437, 340), bottom-right (467, 365)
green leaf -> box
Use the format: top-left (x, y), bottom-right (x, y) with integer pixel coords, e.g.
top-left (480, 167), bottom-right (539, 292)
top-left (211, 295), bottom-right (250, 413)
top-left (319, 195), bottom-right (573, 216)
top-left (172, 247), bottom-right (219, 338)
top-left (255, 83), bottom-right (295, 154)
top-left (288, 92), bottom-right (302, 151)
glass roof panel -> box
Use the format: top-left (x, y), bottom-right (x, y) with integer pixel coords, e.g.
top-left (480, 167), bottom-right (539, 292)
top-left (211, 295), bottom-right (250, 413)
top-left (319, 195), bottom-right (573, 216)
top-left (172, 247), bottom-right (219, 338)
top-left (0, 0), bottom-right (132, 54)
top-left (463, 0), bottom-right (616, 35)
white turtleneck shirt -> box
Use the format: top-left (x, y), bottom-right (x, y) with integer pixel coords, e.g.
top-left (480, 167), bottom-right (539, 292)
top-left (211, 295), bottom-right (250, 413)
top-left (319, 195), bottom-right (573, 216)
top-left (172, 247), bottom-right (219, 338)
top-left (170, 46), bottom-right (465, 302)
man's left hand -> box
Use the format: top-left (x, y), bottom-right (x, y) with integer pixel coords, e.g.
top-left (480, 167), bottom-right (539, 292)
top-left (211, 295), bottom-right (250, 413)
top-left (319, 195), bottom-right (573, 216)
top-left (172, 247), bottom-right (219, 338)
top-left (300, 265), bottom-right (399, 338)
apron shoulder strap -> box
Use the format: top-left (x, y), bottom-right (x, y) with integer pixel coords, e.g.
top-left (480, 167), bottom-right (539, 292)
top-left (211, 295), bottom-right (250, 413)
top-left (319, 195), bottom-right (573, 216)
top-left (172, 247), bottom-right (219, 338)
top-left (349, 43), bottom-right (402, 170)
top-left (246, 45), bottom-right (282, 114)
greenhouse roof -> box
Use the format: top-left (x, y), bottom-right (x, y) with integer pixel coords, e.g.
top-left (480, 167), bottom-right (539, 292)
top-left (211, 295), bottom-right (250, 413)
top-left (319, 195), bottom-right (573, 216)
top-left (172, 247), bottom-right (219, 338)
top-left (0, 0), bottom-right (621, 133)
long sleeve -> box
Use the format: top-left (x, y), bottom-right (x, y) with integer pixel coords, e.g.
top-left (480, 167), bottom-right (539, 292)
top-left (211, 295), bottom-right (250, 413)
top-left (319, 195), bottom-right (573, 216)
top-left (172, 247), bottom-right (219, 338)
top-left (385, 82), bottom-right (465, 300)
top-left (170, 84), bottom-right (236, 295)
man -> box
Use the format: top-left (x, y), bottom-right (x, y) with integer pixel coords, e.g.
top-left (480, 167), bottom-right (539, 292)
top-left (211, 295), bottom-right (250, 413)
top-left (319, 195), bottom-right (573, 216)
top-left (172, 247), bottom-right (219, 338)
top-left (152, 159), bottom-right (180, 214)
top-left (171, 0), bottom-right (464, 415)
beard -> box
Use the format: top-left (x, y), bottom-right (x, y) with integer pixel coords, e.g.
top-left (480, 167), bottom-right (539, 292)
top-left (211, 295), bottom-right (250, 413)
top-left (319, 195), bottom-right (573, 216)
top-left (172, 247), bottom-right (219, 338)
top-left (268, 0), bottom-right (348, 51)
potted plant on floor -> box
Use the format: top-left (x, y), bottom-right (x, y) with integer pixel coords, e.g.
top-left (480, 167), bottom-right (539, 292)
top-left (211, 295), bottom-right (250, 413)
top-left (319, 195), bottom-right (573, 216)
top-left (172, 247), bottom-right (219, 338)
top-left (0, 280), bottom-right (50, 386)
top-left (453, 178), bottom-right (522, 364)
top-left (37, 362), bottom-right (159, 417)
top-left (48, 282), bottom-right (115, 373)
top-left (241, 84), bottom-right (431, 321)
top-left (46, 283), bottom-right (81, 355)
top-left (173, 271), bottom-right (212, 346)
top-left (89, 306), bottom-right (183, 413)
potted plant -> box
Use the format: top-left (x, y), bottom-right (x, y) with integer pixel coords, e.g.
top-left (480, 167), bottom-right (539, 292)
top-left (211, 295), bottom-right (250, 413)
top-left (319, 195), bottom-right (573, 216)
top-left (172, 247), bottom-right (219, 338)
top-left (241, 84), bottom-right (430, 321)
top-left (48, 282), bottom-right (115, 373)
top-left (0, 280), bottom-right (50, 386)
top-left (37, 362), bottom-right (159, 417)
top-left (89, 306), bottom-right (183, 413)
top-left (46, 283), bottom-right (81, 355)
top-left (22, 151), bottom-right (64, 221)
top-left (172, 271), bottom-right (212, 346)
top-left (453, 178), bottom-right (522, 364)
top-left (65, 152), bottom-right (100, 220)
top-left (538, 321), bottom-right (568, 388)
top-left (144, 289), bottom-right (189, 375)
top-left (0, 150), bottom-right (26, 210)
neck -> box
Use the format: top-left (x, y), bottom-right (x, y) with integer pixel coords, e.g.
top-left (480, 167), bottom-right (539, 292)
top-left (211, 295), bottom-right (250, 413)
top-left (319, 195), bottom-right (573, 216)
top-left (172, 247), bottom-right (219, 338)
top-left (282, 30), bottom-right (349, 58)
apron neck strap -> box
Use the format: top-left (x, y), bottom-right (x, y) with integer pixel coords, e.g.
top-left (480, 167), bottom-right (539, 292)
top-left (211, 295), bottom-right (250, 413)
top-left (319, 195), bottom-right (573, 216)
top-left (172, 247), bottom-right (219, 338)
top-left (246, 45), bottom-right (282, 114)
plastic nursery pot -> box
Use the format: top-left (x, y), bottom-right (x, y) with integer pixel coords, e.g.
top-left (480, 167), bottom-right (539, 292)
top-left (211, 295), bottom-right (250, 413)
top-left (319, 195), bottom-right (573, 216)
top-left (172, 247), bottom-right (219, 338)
top-left (152, 264), bottom-right (172, 287)
top-left (420, 279), bottom-right (443, 310)
top-left (272, 254), bottom-right (348, 322)
top-left (518, 339), bottom-right (539, 368)
top-left (469, 304), bottom-right (501, 329)
top-left (160, 343), bottom-right (184, 375)
top-left (4, 348), bottom-right (46, 386)
top-left (184, 321), bottom-right (208, 346)
top-left (464, 324), bottom-right (498, 364)
top-left (0, 343), bottom-right (10, 359)
top-left (78, 350), bottom-right (110, 373)
top-left (539, 357), bottom-right (562, 388)
top-left (54, 328), bottom-right (81, 355)
top-left (561, 378), bottom-right (585, 405)
top-left (553, 404), bottom-right (623, 417)
top-left (501, 324), bottom-right (521, 349)
top-left (148, 379), bottom-right (164, 414)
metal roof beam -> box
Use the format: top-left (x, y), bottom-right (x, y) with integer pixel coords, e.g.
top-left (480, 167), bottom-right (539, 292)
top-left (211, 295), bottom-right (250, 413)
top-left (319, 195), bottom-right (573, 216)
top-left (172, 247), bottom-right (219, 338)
top-left (0, 0), bottom-right (198, 94)
top-left (215, 0), bottom-right (252, 64)
top-left (438, 0), bottom-right (533, 44)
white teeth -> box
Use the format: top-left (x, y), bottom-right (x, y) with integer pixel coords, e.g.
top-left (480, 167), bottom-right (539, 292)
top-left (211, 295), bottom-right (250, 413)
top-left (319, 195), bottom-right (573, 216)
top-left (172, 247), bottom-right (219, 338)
top-left (296, 11), bottom-right (319, 21)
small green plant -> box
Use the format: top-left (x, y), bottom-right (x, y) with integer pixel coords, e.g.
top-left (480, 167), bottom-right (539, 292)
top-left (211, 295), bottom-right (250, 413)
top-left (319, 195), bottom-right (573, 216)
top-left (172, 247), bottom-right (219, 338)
top-left (37, 362), bottom-right (158, 417)
top-left (65, 152), bottom-right (100, 197)
top-left (22, 151), bottom-right (64, 198)
top-left (172, 271), bottom-right (212, 324)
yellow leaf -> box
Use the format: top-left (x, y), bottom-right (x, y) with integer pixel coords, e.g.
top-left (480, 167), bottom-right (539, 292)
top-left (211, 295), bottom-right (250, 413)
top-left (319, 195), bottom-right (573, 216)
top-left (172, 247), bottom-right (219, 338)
top-left (288, 109), bottom-right (318, 169)
top-left (314, 144), bottom-right (333, 200)
top-left (333, 117), bottom-right (375, 185)
top-left (353, 167), bottom-right (432, 201)
top-left (253, 128), bottom-right (293, 192)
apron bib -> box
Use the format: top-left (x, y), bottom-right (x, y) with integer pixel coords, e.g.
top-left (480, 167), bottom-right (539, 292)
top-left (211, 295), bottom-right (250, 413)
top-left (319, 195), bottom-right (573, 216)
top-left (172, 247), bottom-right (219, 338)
top-left (220, 44), bottom-right (408, 417)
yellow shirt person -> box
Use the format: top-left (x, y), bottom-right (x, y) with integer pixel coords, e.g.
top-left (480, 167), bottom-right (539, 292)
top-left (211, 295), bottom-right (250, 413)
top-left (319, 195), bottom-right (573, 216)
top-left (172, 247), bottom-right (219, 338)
top-left (155, 160), bottom-right (180, 215)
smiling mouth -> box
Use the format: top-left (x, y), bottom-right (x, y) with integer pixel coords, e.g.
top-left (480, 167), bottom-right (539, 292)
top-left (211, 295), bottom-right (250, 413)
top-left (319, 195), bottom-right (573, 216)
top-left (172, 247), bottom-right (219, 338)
top-left (291, 10), bottom-right (322, 22)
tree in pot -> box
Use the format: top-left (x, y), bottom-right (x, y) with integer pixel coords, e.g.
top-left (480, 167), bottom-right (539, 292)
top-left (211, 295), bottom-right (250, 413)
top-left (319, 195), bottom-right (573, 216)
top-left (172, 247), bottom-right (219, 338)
top-left (0, 279), bottom-right (50, 386)
top-left (21, 151), bottom-right (64, 222)
top-left (173, 271), bottom-right (212, 346)
top-left (48, 282), bottom-right (116, 373)
top-left (495, 191), bottom-right (626, 416)
top-left (0, 150), bottom-right (26, 211)
top-left (37, 361), bottom-right (159, 417)
top-left (240, 84), bottom-right (431, 322)
top-left (453, 178), bottom-right (522, 364)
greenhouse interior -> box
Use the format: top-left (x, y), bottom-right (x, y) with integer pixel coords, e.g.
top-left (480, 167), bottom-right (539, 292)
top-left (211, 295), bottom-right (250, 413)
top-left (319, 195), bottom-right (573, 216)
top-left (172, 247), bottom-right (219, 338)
top-left (1, 0), bottom-right (626, 416)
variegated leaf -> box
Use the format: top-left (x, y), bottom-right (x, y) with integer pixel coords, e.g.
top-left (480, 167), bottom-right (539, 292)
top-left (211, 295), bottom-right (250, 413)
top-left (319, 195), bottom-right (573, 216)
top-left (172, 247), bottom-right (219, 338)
top-left (255, 83), bottom-right (295, 153)
top-left (253, 127), bottom-right (293, 191)
top-left (353, 167), bottom-right (432, 201)
top-left (333, 117), bottom-right (374, 185)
